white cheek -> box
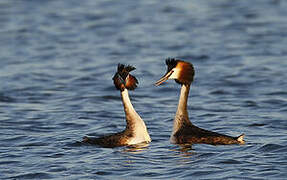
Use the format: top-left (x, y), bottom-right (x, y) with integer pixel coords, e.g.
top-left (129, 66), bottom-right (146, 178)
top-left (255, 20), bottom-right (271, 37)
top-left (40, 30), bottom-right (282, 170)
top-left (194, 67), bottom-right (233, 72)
top-left (169, 68), bottom-right (180, 79)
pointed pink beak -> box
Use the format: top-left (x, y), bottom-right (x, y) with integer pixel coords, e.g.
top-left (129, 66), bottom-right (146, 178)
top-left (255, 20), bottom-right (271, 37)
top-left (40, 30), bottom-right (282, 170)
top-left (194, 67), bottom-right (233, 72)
top-left (154, 70), bottom-right (173, 86)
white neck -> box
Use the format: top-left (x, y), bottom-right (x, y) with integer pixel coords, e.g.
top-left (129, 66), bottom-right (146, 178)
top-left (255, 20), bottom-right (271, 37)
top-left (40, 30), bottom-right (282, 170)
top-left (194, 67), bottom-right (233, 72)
top-left (121, 89), bottom-right (151, 144)
top-left (171, 84), bottom-right (192, 140)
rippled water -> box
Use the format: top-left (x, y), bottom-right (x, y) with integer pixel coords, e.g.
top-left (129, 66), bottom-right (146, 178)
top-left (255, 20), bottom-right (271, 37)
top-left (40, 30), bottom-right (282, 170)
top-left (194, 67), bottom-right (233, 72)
top-left (1, 0), bottom-right (287, 179)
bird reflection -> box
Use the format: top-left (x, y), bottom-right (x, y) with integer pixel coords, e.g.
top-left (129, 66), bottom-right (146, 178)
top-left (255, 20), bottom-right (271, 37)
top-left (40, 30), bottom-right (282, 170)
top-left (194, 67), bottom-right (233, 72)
top-left (123, 142), bottom-right (150, 153)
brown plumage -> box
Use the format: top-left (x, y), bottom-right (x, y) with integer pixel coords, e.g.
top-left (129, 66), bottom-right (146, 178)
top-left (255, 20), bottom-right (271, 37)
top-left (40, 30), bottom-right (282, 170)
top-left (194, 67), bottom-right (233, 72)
top-left (82, 131), bottom-right (132, 148)
top-left (173, 117), bottom-right (244, 145)
top-left (155, 58), bottom-right (245, 145)
top-left (125, 74), bottom-right (138, 90)
top-left (113, 64), bottom-right (138, 91)
top-left (166, 58), bottom-right (195, 85)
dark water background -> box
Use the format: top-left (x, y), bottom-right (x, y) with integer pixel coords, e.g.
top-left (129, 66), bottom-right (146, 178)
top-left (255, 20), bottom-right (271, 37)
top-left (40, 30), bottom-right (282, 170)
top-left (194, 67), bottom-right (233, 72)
top-left (1, 0), bottom-right (287, 179)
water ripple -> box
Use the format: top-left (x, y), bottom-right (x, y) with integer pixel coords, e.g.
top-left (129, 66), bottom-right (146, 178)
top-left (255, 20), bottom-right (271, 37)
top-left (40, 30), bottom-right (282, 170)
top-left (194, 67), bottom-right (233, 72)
top-left (257, 144), bottom-right (285, 153)
top-left (10, 172), bottom-right (53, 179)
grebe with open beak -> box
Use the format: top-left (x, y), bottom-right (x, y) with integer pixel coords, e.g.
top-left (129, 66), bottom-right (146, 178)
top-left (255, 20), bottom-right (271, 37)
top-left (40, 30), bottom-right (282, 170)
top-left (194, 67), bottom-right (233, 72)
top-left (83, 64), bottom-right (151, 147)
top-left (155, 58), bottom-right (245, 145)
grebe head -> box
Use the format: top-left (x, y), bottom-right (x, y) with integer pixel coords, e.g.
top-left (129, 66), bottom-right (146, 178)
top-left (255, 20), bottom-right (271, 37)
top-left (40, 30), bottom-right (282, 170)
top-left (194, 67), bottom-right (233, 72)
top-left (113, 64), bottom-right (138, 91)
top-left (155, 58), bottom-right (195, 86)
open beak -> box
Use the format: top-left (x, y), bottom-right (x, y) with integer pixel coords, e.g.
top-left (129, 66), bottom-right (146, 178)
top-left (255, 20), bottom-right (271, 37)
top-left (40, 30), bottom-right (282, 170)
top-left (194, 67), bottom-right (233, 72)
top-left (154, 70), bottom-right (173, 86)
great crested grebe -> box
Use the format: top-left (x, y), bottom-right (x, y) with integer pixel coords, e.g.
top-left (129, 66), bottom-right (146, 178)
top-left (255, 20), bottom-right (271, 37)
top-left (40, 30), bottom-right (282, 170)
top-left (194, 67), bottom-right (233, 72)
top-left (155, 58), bottom-right (245, 145)
top-left (82, 64), bottom-right (151, 147)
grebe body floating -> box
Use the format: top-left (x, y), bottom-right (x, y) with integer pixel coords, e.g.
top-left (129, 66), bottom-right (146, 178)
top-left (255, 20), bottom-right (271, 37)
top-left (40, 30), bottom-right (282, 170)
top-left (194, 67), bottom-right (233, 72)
top-left (155, 58), bottom-right (245, 145)
top-left (83, 64), bottom-right (151, 148)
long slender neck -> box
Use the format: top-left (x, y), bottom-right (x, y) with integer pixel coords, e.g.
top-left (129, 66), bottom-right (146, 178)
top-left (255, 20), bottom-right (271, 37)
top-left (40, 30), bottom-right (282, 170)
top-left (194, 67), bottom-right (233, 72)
top-left (120, 89), bottom-right (151, 143)
top-left (176, 84), bottom-right (190, 117)
top-left (172, 84), bottom-right (192, 134)
top-left (120, 89), bottom-right (146, 131)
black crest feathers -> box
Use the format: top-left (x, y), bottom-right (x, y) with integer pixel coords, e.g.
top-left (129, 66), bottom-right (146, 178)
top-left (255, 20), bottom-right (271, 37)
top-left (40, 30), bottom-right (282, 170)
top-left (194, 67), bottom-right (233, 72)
top-left (113, 64), bottom-right (138, 91)
top-left (165, 58), bottom-right (179, 73)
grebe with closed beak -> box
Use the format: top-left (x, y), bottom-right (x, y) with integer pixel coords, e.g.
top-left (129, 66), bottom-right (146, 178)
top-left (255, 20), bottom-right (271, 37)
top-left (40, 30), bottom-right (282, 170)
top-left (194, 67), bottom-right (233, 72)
top-left (155, 58), bottom-right (245, 145)
top-left (83, 64), bottom-right (151, 147)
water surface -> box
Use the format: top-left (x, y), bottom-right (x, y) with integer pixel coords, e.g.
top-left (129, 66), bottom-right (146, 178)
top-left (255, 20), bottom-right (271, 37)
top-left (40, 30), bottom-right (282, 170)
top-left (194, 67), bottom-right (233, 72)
top-left (1, 0), bottom-right (287, 179)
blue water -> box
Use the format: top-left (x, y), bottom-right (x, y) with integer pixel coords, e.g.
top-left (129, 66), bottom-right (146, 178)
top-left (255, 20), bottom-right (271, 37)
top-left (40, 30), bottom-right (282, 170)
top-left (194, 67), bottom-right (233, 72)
top-left (1, 0), bottom-right (287, 179)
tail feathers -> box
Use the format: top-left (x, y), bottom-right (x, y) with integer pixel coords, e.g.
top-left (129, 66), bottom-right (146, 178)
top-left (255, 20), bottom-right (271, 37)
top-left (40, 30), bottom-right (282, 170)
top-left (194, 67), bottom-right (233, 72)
top-left (237, 133), bottom-right (245, 144)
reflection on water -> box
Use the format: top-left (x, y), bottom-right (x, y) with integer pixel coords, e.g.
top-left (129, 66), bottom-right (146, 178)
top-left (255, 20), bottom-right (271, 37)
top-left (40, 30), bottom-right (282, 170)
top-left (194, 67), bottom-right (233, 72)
top-left (169, 145), bottom-right (197, 163)
top-left (123, 143), bottom-right (150, 153)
